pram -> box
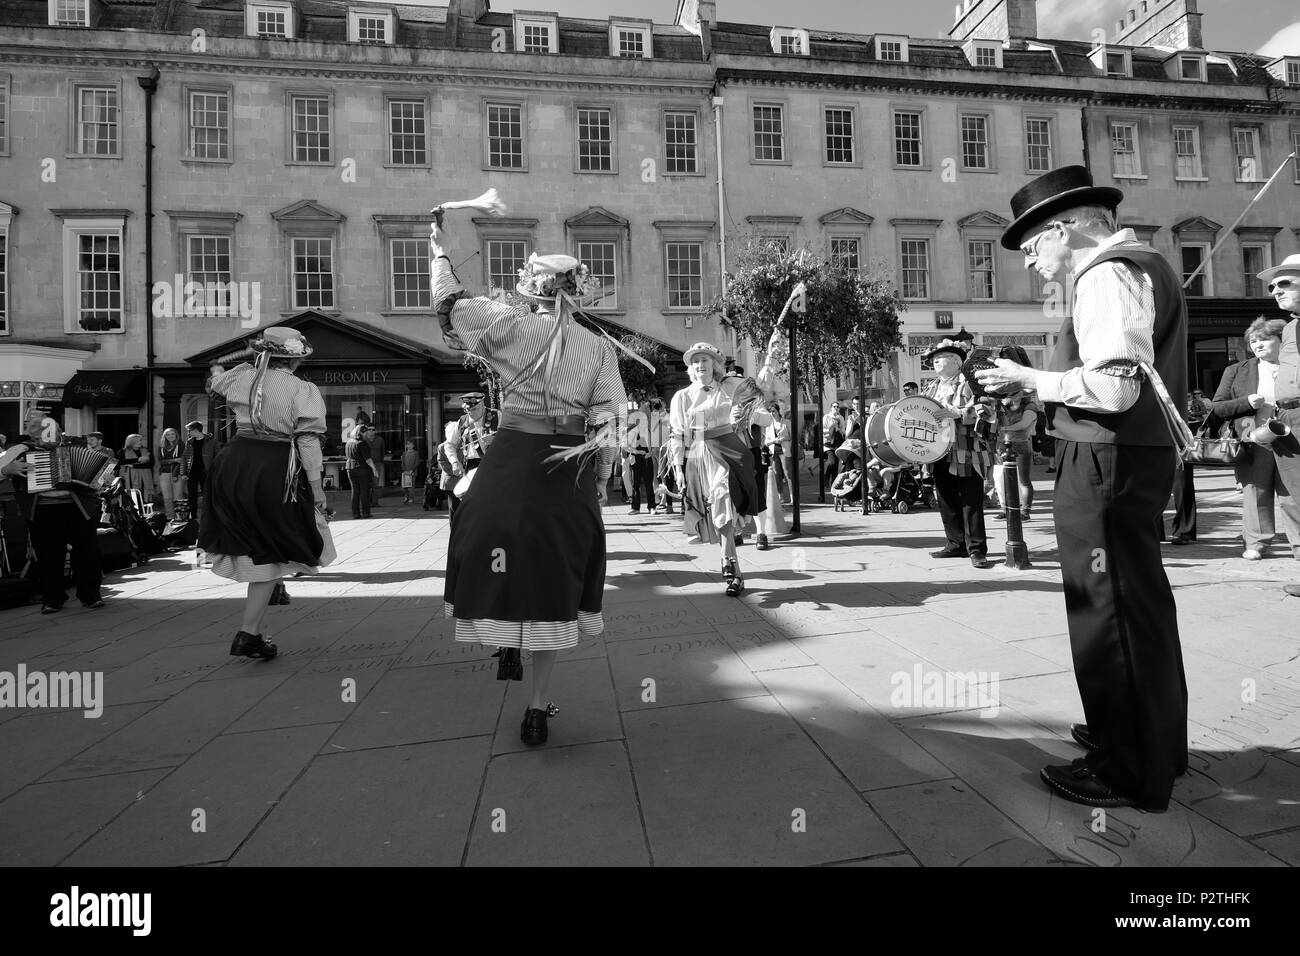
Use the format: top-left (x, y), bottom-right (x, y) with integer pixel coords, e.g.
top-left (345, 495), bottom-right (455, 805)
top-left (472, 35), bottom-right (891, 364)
top-left (867, 463), bottom-right (937, 514)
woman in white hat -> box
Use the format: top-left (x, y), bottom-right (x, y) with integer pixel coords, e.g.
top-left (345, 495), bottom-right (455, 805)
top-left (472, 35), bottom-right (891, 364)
top-left (430, 210), bottom-right (628, 746)
top-left (200, 326), bottom-right (335, 660)
top-left (667, 341), bottom-right (767, 594)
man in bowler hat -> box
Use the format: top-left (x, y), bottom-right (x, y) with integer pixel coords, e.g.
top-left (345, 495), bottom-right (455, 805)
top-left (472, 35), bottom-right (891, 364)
top-left (977, 166), bottom-right (1189, 812)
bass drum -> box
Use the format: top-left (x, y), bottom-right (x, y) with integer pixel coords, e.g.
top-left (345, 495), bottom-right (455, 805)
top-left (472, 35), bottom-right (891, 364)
top-left (865, 396), bottom-right (953, 468)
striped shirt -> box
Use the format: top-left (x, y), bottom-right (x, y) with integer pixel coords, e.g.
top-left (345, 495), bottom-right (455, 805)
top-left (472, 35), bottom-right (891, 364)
top-left (1032, 229), bottom-right (1152, 414)
top-left (210, 364), bottom-right (327, 475)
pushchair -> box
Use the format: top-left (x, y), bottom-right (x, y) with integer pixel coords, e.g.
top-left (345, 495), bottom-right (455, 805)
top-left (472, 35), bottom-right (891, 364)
top-left (867, 462), bottom-right (937, 514)
top-left (101, 478), bottom-right (165, 561)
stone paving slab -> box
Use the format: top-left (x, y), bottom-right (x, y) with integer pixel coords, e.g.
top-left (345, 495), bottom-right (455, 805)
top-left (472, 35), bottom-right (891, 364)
top-left (0, 704), bottom-right (159, 801)
top-left (624, 698), bottom-right (903, 866)
top-left (230, 738), bottom-right (488, 866)
top-left (466, 740), bottom-right (648, 867)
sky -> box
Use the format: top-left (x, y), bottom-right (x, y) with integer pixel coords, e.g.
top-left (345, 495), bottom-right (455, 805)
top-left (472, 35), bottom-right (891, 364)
top-left (403, 0), bottom-right (1300, 55)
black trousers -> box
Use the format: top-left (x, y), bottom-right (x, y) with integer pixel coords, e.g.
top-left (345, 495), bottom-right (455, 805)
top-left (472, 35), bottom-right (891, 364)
top-left (932, 460), bottom-right (988, 555)
top-left (1055, 441), bottom-right (1188, 809)
top-left (348, 466), bottom-right (372, 518)
top-left (823, 449), bottom-right (839, 488)
top-left (629, 453), bottom-right (656, 511)
top-left (186, 473), bottom-right (205, 515)
top-left (30, 501), bottom-right (102, 607)
top-left (1157, 462), bottom-right (1197, 540)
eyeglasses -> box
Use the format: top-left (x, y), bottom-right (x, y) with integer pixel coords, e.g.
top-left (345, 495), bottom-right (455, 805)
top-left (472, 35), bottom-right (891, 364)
top-left (462, 400), bottom-right (480, 408)
top-left (1268, 278), bottom-right (1295, 293)
top-left (1019, 220), bottom-right (1078, 258)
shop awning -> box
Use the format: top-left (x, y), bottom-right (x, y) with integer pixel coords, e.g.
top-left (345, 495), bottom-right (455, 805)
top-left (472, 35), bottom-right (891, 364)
top-left (62, 370), bottom-right (147, 408)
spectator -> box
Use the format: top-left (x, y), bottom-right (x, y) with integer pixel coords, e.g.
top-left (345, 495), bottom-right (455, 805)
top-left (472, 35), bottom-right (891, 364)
top-left (117, 433), bottom-right (156, 502)
top-left (401, 439), bottom-right (419, 505)
top-left (366, 426), bottom-right (386, 508)
top-left (182, 420), bottom-right (216, 514)
top-left (156, 427), bottom-right (185, 519)
top-left (345, 424), bottom-right (372, 520)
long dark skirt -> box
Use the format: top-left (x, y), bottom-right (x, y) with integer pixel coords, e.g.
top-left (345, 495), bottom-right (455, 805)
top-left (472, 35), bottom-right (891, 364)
top-left (199, 434), bottom-right (323, 572)
top-left (445, 428), bottom-right (606, 651)
top-left (682, 431), bottom-right (761, 544)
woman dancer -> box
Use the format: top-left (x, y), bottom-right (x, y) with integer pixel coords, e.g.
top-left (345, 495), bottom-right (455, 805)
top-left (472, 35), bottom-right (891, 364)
top-left (199, 327), bottom-right (335, 660)
top-left (668, 343), bottom-right (767, 595)
top-left (431, 201), bottom-right (628, 746)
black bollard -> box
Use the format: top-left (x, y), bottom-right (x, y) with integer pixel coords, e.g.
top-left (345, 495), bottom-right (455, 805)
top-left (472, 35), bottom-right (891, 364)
top-left (1001, 448), bottom-right (1032, 569)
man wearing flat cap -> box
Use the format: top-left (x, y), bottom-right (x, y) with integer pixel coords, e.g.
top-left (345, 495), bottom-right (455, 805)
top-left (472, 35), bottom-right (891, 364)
top-left (977, 166), bottom-right (1192, 813)
top-left (456, 392), bottom-right (495, 475)
top-left (1258, 253), bottom-right (1300, 598)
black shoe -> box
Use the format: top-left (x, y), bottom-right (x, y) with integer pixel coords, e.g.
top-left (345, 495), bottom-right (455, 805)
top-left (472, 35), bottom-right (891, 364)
top-left (270, 582), bottom-right (291, 606)
top-left (993, 512), bottom-right (1008, 521)
top-left (229, 631), bottom-right (278, 660)
top-left (1170, 535), bottom-right (1192, 546)
top-left (40, 603), bottom-right (63, 615)
top-left (492, 647), bottom-right (523, 681)
top-left (1020, 511), bottom-right (1031, 521)
top-left (723, 558), bottom-right (744, 597)
top-left (1070, 723), bottom-right (1098, 752)
top-left (1040, 763), bottom-right (1162, 811)
top-left (734, 534), bottom-right (744, 546)
top-left (521, 703), bottom-right (558, 745)
top-left (930, 547), bottom-right (969, 559)
top-left (82, 599), bottom-right (105, 609)
top-left (970, 553), bottom-right (991, 569)
top-left (756, 534), bottom-right (770, 551)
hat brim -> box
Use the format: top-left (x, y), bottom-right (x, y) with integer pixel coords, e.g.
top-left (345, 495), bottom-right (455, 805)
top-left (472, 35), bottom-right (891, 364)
top-left (683, 346), bottom-right (725, 366)
top-left (252, 342), bottom-right (314, 357)
top-left (923, 345), bottom-right (968, 362)
top-left (1256, 262), bottom-right (1300, 284)
top-left (1000, 185), bottom-right (1125, 250)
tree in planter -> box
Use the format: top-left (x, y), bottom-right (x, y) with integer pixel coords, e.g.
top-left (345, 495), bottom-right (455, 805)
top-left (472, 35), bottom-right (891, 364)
top-left (710, 240), bottom-right (905, 396)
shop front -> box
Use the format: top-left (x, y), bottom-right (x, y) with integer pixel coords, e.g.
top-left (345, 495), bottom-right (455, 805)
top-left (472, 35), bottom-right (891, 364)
top-left (0, 343), bottom-right (97, 442)
top-left (61, 369), bottom-right (148, 452)
top-left (181, 311), bottom-right (480, 493)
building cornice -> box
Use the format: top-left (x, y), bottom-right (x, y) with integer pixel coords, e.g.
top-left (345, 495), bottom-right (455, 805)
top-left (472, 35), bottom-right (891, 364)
top-left (0, 46), bottom-right (714, 97)
top-left (717, 67), bottom-right (1089, 103)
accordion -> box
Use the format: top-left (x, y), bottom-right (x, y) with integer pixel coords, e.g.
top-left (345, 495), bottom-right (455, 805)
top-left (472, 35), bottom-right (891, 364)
top-left (25, 439), bottom-right (118, 493)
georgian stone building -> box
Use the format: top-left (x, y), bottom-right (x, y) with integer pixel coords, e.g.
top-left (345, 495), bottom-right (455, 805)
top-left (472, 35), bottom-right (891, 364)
top-left (0, 0), bottom-right (1297, 452)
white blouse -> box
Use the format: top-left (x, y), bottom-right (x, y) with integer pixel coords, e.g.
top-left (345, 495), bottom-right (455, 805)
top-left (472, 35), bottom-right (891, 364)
top-left (1257, 359), bottom-right (1279, 426)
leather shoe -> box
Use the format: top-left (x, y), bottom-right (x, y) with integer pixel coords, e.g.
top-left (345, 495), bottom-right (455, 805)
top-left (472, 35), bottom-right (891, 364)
top-left (1170, 535), bottom-right (1192, 545)
top-left (756, 534), bottom-right (770, 551)
top-left (1070, 723), bottom-right (1098, 752)
top-left (970, 553), bottom-right (991, 569)
top-left (229, 631), bottom-right (278, 660)
top-left (930, 546), bottom-right (969, 559)
top-left (520, 702), bottom-right (558, 745)
top-left (1040, 762), bottom-right (1163, 811)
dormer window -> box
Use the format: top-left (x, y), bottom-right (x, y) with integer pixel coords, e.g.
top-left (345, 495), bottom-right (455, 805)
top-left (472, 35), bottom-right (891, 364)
top-left (1091, 46), bottom-right (1131, 77)
top-left (48, 0), bottom-right (93, 26)
top-left (770, 27), bottom-right (809, 56)
top-left (348, 8), bottom-right (394, 45)
top-left (246, 1), bottom-right (296, 39)
top-left (1176, 53), bottom-right (1206, 82)
top-left (1265, 56), bottom-right (1300, 87)
top-left (965, 40), bottom-right (1003, 69)
top-left (514, 12), bottom-right (559, 54)
top-left (609, 18), bottom-right (652, 58)
top-left (875, 35), bottom-right (909, 63)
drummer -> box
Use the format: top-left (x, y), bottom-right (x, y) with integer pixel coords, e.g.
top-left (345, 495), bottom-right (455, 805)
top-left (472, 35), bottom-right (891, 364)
top-left (921, 339), bottom-right (997, 568)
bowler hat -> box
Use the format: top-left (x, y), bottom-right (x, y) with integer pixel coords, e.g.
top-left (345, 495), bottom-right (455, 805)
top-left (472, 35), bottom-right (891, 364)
top-left (1257, 253), bottom-right (1300, 284)
top-left (1001, 166), bottom-right (1124, 251)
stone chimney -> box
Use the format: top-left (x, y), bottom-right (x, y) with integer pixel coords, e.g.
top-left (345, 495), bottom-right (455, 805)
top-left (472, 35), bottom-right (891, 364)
top-left (675, 0), bottom-right (715, 57)
top-left (447, 0), bottom-right (490, 47)
top-left (948, 0), bottom-right (1038, 42)
top-left (1114, 0), bottom-right (1203, 49)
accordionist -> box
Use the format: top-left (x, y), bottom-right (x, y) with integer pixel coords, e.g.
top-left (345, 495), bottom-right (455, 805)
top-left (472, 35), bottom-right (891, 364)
top-left (0, 407), bottom-right (107, 614)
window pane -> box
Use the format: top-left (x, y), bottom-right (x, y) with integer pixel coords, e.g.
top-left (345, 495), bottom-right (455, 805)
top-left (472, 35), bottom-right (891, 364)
top-left (894, 111), bottom-right (922, 166)
top-left (900, 239), bottom-right (929, 300)
top-left (293, 237), bottom-right (334, 309)
top-left (391, 238), bottom-right (430, 309)
top-left (293, 96), bottom-right (331, 163)
top-left (1173, 126), bottom-right (1200, 178)
top-left (830, 237), bottom-right (859, 273)
top-left (487, 240), bottom-right (527, 297)
top-left (880, 41), bottom-right (902, 61)
top-left (522, 24), bottom-right (550, 53)
top-left (1181, 245), bottom-right (1206, 296)
top-left (389, 99), bottom-right (427, 165)
top-left (189, 91), bottom-right (229, 160)
top-left (967, 240), bottom-right (995, 299)
top-left (487, 104), bottom-right (523, 169)
top-left (78, 87), bottom-right (118, 155)
top-left (752, 106), bottom-right (784, 161)
top-left (824, 108), bottom-right (854, 164)
top-left (76, 233), bottom-right (122, 330)
top-left (1025, 118), bottom-right (1052, 172)
top-left (665, 242), bottom-right (702, 308)
top-left (1111, 123), bottom-right (1138, 176)
top-left (577, 241), bottom-right (617, 309)
top-left (578, 107), bottom-right (612, 172)
top-left (961, 115), bottom-right (989, 169)
top-left (1242, 245), bottom-right (1268, 297)
top-left (187, 235), bottom-right (233, 313)
top-left (357, 16), bottom-right (387, 43)
top-left (617, 29), bottom-right (645, 57)
top-left (257, 10), bottom-right (287, 37)
top-left (664, 111), bottom-right (697, 173)
top-left (1233, 128), bottom-right (1259, 180)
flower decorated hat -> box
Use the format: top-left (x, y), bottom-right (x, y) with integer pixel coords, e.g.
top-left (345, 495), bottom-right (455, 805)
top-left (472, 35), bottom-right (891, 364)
top-left (516, 253), bottom-right (597, 301)
top-left (250, 326), bottom-right (313, 358)
top-left (921, 338), bottom-right (968, 363)
top-left (682, 342), bottom-right (727, 366)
